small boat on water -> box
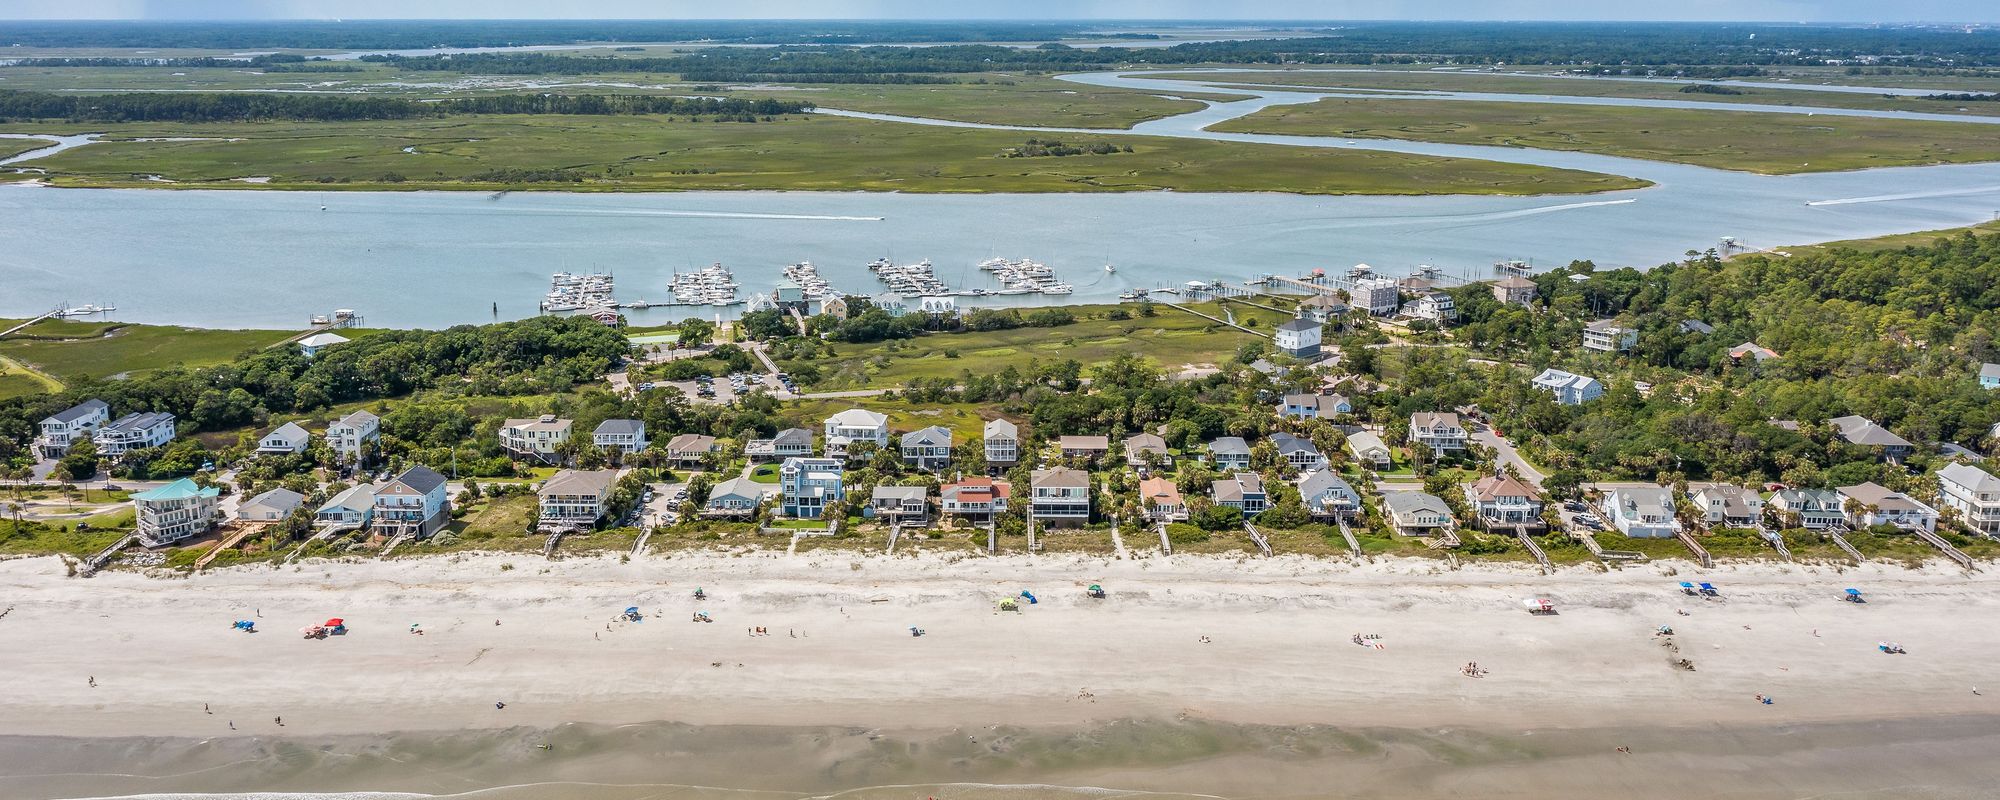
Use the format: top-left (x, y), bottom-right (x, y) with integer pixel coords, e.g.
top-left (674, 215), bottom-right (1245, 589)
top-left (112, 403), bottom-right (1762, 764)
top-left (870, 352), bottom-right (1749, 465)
top-left (1104, 264), bottom-right (1117, 273)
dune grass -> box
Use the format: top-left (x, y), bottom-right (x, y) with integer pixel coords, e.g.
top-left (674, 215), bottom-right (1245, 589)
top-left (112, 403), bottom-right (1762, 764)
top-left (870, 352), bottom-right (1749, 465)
top-left (2, 112), bottom-right (1645, 195)
top-left (0, 318), bottom-right (292, 381)
top-left (1213, 96), bottom-right (2000, 174)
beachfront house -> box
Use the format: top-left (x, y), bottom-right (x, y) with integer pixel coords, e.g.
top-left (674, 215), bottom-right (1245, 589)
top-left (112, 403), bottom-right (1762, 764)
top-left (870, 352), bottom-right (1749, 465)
top-left (324, 410), bottom-right (380, 465)
top-left (1207, 437), bottom-right (1252, 471)
top-left (499, 416), bottom-right (572, 465)
top-left (314, 484), bottom-right (375, 532)
top-left (257, 422), bottom-right (311, 455)
top-left (1600, 485), bottom-right (1680, 539)
top-left (238, 487), bottom-right (304, 522)
top-left (1212, 473), bottom-right (1268, 515)
top-left (1530, 368), bottom-right (1603, 406)
top-left (1299, 294), bottom-right (1348, 323)
top-left (1278, 393), bottom-right (1350, 420)
top-left (747, 427), bottom-right (814, 462)
top-left (1836, 482), bottom-right (1939, 533)
top-left (901, 425), bottom-right (954, 471)
top-left (1123, 433), bottom-right (1171, 470)
top-left (1464, 474), bottom-right (1544, 530)
top-left (983, 418), bottom-right (1020, 471)
top-left (537, 469), bottom-right (618, 532)
top-left (1401, 293), bottom-right (1456, 325)
top-left (1982, 363), bottom-right (2000, 390)
top-left (704, 476), bottom-right (764, 517)
top-left (870, 485), bottom-right (930, 525)
top-left (1831, 415), bottom-right (1914, 463)
top-left (1354, 276), bottom-right (1401, 316)
top-left (1030, 467), bottom-right (1091, 526)
top-left (296, 332), bottom-right (350, 358)
top-left (1382, 491), bottom-right (1453, 537)
top-left (1582, 319), bottom-right (1638, 353)
top-left (1269, 432), bottom-right (1327, 472)
top-left (35, 398), bottom-right (109, 458)
top-left (1409, 412), bottom-right (1466, 457)
top-left (1274, 317), bottom-right (1323, 358)
top-left (666, 433), bottom-right (720, 468)
top-left (93, 411), bottom-right (176, 457)
top-left (779, 457), bottom-right (844, 519)
top-left (1140, 476), bottom-right (1188, 522)
top-left (1937, 462), bottom-right (2000, 535)
top-left (132, 478), bottom-right (220, 547)
top-left (1688, 484), bottom-right (1765, 529)
top-left (824, 409), bottom-right (890, 458)
top-left (1492, 276), bottom-right (1537, 307)
top-left (373, 465), bottom-right (451, 540)
top-left (941, 477), bottom-right (1010, 521)
top-left (1346, 431), bottom-right (1392, 470)
top-left (1769, 488), bottom-right (1845, 530)
top-left (1058, 435), bottom-right (1111, 461)
top-left (592, 419), bottom-right (648, 455)
top-left (1298, 470), bottom-right (1360, 520)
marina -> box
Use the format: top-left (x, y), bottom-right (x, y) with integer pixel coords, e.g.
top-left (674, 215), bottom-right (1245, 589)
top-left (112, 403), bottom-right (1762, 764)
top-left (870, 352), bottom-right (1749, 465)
top-left (667, 263), bottom-right (745, 307)
top-left (781, 261), bottom-right (845, 302)
top-left (539, 271), bottom-right (616, 314)
top-left (980, 257), bottom-right (1075, 296)
top-left (867, 257), bottom-right (953, 298)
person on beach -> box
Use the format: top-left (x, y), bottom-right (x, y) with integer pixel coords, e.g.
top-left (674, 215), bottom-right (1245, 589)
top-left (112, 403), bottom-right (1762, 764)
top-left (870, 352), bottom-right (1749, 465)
top-left (204, 703), bottom-right (211, 714)
top-left (229, 721), bottom-right (235, 730)
top-left (275, 716), bottom-right (283, 726)
top-left (88, 676), bottom-right (95, 687)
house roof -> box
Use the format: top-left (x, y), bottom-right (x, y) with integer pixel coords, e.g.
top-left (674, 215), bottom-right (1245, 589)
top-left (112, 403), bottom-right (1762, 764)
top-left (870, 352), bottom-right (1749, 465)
top-left (1298, 470), bottom-right (1356, 499)
top-left (503, 417), bottom-right (572, 433)
top-left (1213, 473), bottom-right (1265, 502)
top-left (943, 477), bottom-right (1011, 502)
top-left (1532, 368), bottom-right (1600, 392)
top-left (1278, 317), bottom-right (1320, 333)
top-left (1301, 294), bottom-right (1347, 310)
top-left (983, 418), bottom-right (1018, 438)
top-left (1382, 491), bottom-right (1450, 517)
top-left (1940, 462), bottom-right (2000, 493)
top-left (1585, 319), bottom-right (1630, 332)
top-left (1609, 485), bottom-right (1675, 510)
top-left (132, 477), bottom-right (218, 502)
top-left (1208, 436), bottom-right (1251, 456)
top-left (872, 485), bottom-right (928, 501)
top-left (1032, 467), bottom-right (1090, 489)
top-left (1124, 433), bottom-right (1168, 454)
top-left (317, 483), bottom-right (376, 514)
top-left (1059, 435), bottom-right (1109, 450)
top-left (1347, 431), bottom-right (1389, 454)
top-left (1269, 432), bottom-right (1321, 456)
top-left (709, 476), bottom-right (763, 502)
top-left (1470, 474), bottom-right (1540, 502)
top-left (1679, 319), bottom-right (1715, 334)
top-left (1411, 411), bottom-right (1462, 430)
top-left (1729, 342), bottom-right (1780, 361)
top-left (1830, 415), bottom-right (1913, 448)
top-left (827, 408), bottom-right (888, 428)
top-left (773, 427), bottom-right (813, 446)
top-left (1494, 276), bottom-right (1536, 289)
top-left (1838, 482), bottom-right (1931, 514)
top-left (667, 433), bottom-right (718, 452)
top-left (384, 465), bottom-right (447, 495)
top-left (103, 411), bottom-right (175, 433)
top-left (44, 399), bottom-right (109, 425)
top-left (1139, 477), bottom-right (1183, 507)
top-left (298, 332), bottom-right (350, 348)
top-left (243, 487), bottom-right (305, 513)
top-left (334, 410), bottom-right (379, 429)
top-left (903, 425), bottom-right (952, 446)
top-left (594, 418), bottom-right (645, 436)
top-left (1982, 363), bottom-right (2000, 380)
top-left (1691, 484), bottom-right (1760, 517)
top-left (540, 469), bottom-right (618, 498)
top-left (1773, 487), bottom-right (1841, 509)
top-left (264, 421), bottom-right (310, 442)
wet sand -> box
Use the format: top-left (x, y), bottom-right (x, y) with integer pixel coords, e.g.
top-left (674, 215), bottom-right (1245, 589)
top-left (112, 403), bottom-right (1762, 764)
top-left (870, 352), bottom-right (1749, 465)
top-left (1, 551), bottom-right (1997, 798)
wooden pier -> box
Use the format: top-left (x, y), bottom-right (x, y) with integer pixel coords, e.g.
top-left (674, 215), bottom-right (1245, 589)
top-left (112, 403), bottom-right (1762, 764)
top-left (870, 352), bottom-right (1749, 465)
top-left (0, 309), bottom-right (61, 341)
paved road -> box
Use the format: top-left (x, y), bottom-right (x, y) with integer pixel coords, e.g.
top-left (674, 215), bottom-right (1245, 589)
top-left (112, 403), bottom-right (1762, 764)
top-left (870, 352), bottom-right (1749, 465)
top-left (1470, 422), bottom-right (1545, 488)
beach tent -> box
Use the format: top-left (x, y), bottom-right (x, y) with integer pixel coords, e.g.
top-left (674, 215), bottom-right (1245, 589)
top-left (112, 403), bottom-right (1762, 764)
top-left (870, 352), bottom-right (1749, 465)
top-left (1521, 598), bottom-right (1556, 614)
top-left (998, 598), bottom-right (1019, 612)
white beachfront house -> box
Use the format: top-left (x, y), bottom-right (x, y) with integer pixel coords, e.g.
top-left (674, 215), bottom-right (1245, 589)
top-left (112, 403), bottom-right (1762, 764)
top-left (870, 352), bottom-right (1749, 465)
top-left (1531, 368), bottom-right (1604, 405)
top-left (1582, 319), bottom-right (1638, 352)
top-left (779, 457), bottom-right (845, 519)
top-left (591, 419), bottom-right (648, 455)
top-left (238, 487), bottom-right (305, 522)
top-left (1207, 437), bottom-right (1252, 471)
top-left (324, 410), bottom-right (380, 464)
top-left (1382, 491), bottom-right (1453, 537)
top-left (1269, 432), bottom-right (1326, 472)
top-left (1299, 470), bottom-right (1361, 519)
top-left (537, 469), bottom-right (618, 532)
top-left (36, 398), bottom-right (110, 458)
top-left (941, 477), bottom-right (1011, 521)
top-left (1408, 412), bottom-right (1467, 457)
top-left (1600, 485), bottom-right (1680, 539)
top-left (1836, 482), bottom-right (1938, 533)
top-left (900, 425), bottom-right (953, 471)
top-left (1464, 474), bottom-right (1544, 530)
top-left (983, 418), bottom-right (1020, 470)
top-left (823, 408), bottom-right (890, 458)
top-left (1346, 431), bottom-right (1392, 470)
top-left (257, 421), bottom-right (311, 455)
top-left (93, 411), bottom-right (177, 457)
top-left (1769, 488), bottom-right (1845, 530)
top-left (296, 332), bottom-right (351, 358)
top-left (499, 416), bottom-right (573, 464)
top-left (132, 478), bottom-right (220, 546)
top-left (746, 427), bottom-right (814, 462)
top-left (1030, 466), bottom-right (1091, 526)
top-left (870, 485), bottom-right (930, 524)
top-left (373, 465), bottom-right (451, 540)
top-left (1274, 317), bottom-right (1323, 358)
top-left (1687, 484), bottom-right (1764, 529)
top-left (1937, 462), bottom-right (2000, 535)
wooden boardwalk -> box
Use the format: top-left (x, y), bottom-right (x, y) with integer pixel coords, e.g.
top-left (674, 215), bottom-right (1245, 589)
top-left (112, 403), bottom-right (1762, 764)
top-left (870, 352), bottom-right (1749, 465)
top-left (194, 524), bottom-right (260, 570)
top-left (1335, 517), bottom-right (1363, 559)
top-left (0, 310), bottom-right (60, 340)
top-left (1512, 528), bottom-right (1552, 572)
top-left (1825, 529), bottom-right (1866, 563)
top-left (1675, 529), bottom-right (1715, 568)
top-left (1241, 522), bottom-right (1274, 556)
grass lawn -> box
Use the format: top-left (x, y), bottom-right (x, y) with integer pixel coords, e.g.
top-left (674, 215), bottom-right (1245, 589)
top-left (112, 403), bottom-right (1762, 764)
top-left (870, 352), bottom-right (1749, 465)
top-left (1034, 527), bottom-right (1119, 555)
top-left (1213, 97), bottom-right (2000, 174)
top-left (0, 318), bottom-right (293, 381)
top-left (0, 137), bottom-right (55, 160)
top-left (1253, 525), bottom-right (1350, 557)
top-left (781, 397), bottom-right (1001, 441)
top-left (0, 355), bottom-right (63, 400)
top-left (0, 517), bottom-right (131, 558)
top-left (445, 494), bottom-right (539, 544)
top-left (748, 464), bottom-right (782, 484)
top-left (782, 303), bottom-right (1260, 391)
top-left (2, 113), bottom-right (1644, 196)
top-left (1155, 69), bottom-right (2000, 118)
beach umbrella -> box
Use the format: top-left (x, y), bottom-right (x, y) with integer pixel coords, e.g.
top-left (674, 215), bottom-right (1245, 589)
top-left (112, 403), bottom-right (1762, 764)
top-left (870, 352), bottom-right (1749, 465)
top-left (325, 618), bottom-right (344, 627)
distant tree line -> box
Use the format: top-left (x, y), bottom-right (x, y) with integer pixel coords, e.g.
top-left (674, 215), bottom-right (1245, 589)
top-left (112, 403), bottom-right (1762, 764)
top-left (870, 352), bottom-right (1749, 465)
top-left (1920, 92), bottom-right (2000, 102)
top-left (0, 89), bottom-right (812, 124)
top-left (1678, 83), bottom-right (1746, 95)
top-left (1000, 138), bottom-right (1133, 158)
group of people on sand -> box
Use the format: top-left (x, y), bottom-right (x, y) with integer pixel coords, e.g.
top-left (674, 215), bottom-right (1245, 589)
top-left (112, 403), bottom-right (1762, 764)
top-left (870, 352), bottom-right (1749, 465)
top-left (1461, 662), bottom-right (1488, 678)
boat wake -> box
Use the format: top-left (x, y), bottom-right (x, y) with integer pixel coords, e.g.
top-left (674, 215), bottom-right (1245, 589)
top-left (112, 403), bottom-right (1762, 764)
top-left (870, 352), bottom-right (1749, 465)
top-left (1806, 185), bottom-right (2000, 206)
top-left (497, 205), bottom-right (884, 222)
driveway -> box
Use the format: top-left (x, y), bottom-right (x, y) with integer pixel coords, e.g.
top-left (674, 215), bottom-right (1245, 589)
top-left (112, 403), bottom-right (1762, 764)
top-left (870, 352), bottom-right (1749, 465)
top-left (1469, 422), bottom-right (1545, 488)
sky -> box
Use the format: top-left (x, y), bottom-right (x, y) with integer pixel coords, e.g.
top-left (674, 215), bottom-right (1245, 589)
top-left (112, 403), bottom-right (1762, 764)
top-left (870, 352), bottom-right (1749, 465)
top-left (2, 1), bottom-right (1997, 23)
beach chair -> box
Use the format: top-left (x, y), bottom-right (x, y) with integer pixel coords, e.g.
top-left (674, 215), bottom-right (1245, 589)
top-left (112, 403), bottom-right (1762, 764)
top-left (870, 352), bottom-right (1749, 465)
top-left (1844, 588), bottom-right (1864, 603)
top-left (1698, 582), bottom-right (1719, 597)
top-left (1678, 581), bottom-right (1698, 595)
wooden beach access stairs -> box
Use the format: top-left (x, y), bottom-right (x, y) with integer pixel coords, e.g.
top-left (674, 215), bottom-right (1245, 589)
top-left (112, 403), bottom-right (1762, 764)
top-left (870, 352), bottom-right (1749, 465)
top-left (1675, 528), bottom-right (1715, 568)
top-left (78, 532), bottom-right (138, 577)
top-left (1335, 517), bottom-right (1363, 559)
top-left (1241, 522), bottom-right (1274, 556)
top-left (1913, 527), bottom-right (1976, 571)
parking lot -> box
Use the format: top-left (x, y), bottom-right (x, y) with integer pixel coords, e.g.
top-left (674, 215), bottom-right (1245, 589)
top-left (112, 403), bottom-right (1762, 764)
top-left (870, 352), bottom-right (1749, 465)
top-left (1554, 499), bottom-right (1605, 536)
top-left (632, 371), bottom-right (795, 405)
top-left (640, 481), bottom-right (689, 527)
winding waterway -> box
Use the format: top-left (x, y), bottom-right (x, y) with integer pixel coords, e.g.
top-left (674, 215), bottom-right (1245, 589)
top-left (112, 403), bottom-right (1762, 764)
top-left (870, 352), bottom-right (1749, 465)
top-left (4, 71), bottom-right (2000, 329)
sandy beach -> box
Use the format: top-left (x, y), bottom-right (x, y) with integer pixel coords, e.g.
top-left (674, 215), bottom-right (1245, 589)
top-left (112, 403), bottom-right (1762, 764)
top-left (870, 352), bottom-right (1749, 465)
top-left (2, 550), bottom-right (1999, 799)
